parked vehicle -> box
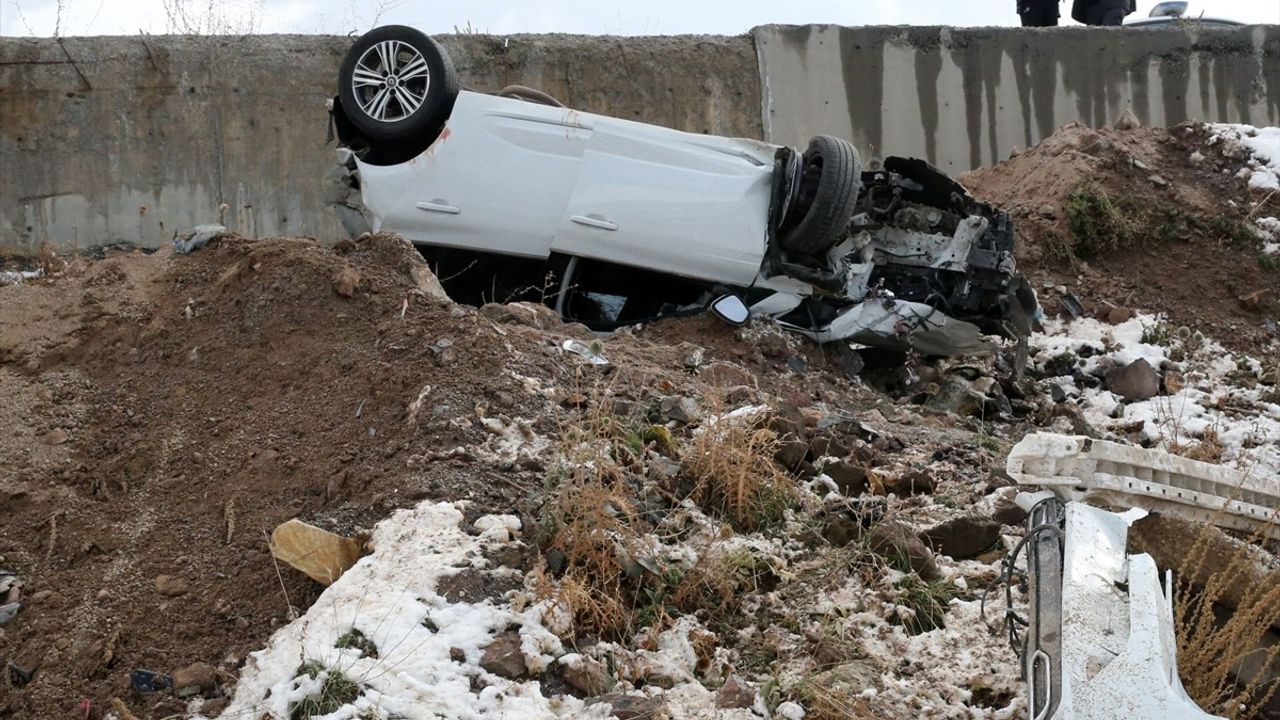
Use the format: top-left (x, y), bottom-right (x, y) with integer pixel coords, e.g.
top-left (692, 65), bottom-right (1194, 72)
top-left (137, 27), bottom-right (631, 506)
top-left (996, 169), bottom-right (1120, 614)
top-left (1126, 1), bottom-right (1244, 26)
top-left (327, 26), bottom-right (1040, 358)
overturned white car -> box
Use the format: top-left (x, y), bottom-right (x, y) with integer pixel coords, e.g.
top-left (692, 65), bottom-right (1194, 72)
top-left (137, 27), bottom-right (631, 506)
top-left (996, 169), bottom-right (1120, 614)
top-left (327, 26), bottom-right (1039, 356)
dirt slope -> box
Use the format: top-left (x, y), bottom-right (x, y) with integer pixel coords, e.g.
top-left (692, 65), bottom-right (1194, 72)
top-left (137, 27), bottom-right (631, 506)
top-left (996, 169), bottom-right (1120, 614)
top-left (963, 121), bottom-right (1280, 355)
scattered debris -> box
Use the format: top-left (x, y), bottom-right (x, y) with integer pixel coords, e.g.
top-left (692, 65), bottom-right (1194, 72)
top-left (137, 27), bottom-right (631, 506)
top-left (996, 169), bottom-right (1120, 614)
top-left (173, 224), bottom-right (229, 254)
top-left (268, 519), bottom-right (365, 586)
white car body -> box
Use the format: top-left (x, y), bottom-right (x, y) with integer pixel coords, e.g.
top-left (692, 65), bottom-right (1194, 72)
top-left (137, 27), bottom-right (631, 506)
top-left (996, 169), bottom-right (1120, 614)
top-left (358, 90), bottom-right (776, 287)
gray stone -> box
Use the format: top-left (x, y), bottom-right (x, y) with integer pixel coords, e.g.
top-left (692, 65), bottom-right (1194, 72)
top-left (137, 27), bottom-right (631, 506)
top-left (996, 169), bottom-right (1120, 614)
top-left (716, 675), bottom-right (757, 709)
top-left (587, 693), bottom-right (668, 720)
top-left (172, 662), bottom-right (217, 697)
top-left (659, 396), bottom-right (701, 424)
top-left (868, 521), bottom-right (939, 580)
top-left (1106, 358), bottom-right (1161, 402)
top-left (480, 631), bottom-right (527, 679)
top-left (562, 655), bottom-right (613, 696)
top-left (822, 460), bottom-right (868, 496)
top-left (923, 516), bottom-right (1001, 560)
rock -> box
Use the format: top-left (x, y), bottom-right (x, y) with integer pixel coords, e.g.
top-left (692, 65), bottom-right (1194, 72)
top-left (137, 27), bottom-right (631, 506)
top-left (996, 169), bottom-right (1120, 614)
top-left (926, 377), bottom-right (986, 417)
top-left (717, 675), bottom-right (757, 709)
top-left (880, 469), bottom-right (936, 496)
top-left (562, 654), bottom-right (612, 696)
top-left (774, 440), bottom-right (809, 471)
top-left (659, 396), bottom-right (701, 424)
top-left (480, 632), bottom-right (527, 679)
top-left (702, 361), bottom-right (756, 388)
top-left (1149, 175), bottom-right (1168, 187)
top-left (332, 265), bottom-right (360, 298)
top-left (479, 302), bottom-right (559, 329)
top-left (678, 344), bottom-right (705, 369)
top-left (1163, 370), bottom-right (1185, 395)
top-left (172, 662), bottom-right (216, 697)
top-left (1104, 306), bottom-right (1135, 325)
top-left (1114, 108), bottom-right (1141, 131)
top-left (42, 428), bottom-right (69, 445)
top-left (822, 460), bottom-right (868, 496)
top-left (923, 516), bottom-right (1001, 560)
top-left (1240, 289), bottom-right (1272, 313)
top-left (333, 238), bottom-right (355, 254)
top-left (198, 698), bottom-right (228, 716)
top-left (868, 521), bottom-right (939, 580)
top-left (799, 407), bottom-right (825, 428)
top-left (450, 647), bottom-right (466, 663)
top-left (269, 519), bottom-right (364, 586)
top-left (807, 433), bottom-right (850, 460)
top-left (1105, 358), bottom-right (1161, 402)
top-left (993, 499), bottom-right (1029, 527)
top-left (587, 694), bottom-right (668, 720)
top-left (154, 575), bottom-right (189, 597)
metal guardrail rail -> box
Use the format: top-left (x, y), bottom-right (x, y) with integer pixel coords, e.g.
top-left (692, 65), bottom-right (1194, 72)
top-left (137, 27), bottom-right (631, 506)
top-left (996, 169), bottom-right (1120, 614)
top-left (1007, 433), bottom-right (1280, 540)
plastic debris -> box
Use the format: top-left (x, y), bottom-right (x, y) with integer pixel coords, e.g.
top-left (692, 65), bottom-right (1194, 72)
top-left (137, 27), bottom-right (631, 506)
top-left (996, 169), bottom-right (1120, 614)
top-left (561, 339), bottom-right (608, 365)
top-left (173, 224), bottom-right (228, 254)
top-left (129, 668), bottom-right (173, 693)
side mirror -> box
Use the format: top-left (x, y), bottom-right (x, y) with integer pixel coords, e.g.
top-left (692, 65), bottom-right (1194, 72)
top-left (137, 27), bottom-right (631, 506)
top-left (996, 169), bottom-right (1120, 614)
top-left (1149, 1), bottom-right (1187, 18)
top-left (709, 294), bottom-right (750, 326)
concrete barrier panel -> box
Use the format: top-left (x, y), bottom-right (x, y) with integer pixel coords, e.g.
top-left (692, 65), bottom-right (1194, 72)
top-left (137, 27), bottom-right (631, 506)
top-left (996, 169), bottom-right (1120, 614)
top-left (0, 33), bottom-right (761, 253)
top-left (755, 24), bottom-right (1280, 173)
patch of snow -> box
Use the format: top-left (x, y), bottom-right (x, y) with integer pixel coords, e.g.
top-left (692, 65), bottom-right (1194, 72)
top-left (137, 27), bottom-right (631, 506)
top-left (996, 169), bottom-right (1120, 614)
top-left (1031, 313), bottom-right (1280, 482)
top-left (0, 269), bottom-right (42, 286)
top-left (211, 502), bottom-right (609, 720)
top-left (1207, 124), bottom-right (1280, 191)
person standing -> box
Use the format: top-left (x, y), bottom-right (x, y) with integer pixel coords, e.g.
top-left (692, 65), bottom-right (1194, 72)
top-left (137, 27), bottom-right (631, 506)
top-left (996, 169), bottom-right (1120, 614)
top-left (1018, 0), bottom-right (1061, 26)
top-left (1072, 0), bottom-right (1137, 25)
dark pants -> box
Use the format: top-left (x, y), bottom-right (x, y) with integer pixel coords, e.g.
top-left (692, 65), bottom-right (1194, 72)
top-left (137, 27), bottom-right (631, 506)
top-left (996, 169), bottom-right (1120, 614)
top-left (1073, 0), bottom-right (1133, 25)
top-left (1019, 0), bottom-right (1060, 27)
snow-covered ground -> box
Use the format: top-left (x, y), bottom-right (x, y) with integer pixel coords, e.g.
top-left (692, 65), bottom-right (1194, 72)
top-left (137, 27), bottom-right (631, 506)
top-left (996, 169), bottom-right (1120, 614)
top-left (1208, 123), bottom-right (1280, 192)
top-left (1031, 313), bottom-right (1280, 481)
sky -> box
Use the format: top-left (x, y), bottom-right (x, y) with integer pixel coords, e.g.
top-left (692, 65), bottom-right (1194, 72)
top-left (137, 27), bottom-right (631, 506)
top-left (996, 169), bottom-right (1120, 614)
top-left (2, 0), bottom-right (1278, 36)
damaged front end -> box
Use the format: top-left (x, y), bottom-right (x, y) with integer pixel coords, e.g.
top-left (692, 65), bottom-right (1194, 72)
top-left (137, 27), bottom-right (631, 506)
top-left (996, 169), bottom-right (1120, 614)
top-left (762, 157), bottom-right (1040, 357)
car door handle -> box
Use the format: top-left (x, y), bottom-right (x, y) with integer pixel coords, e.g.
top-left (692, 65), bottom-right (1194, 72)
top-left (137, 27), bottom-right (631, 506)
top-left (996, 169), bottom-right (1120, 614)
top-left (571, 214), bottom-right (619, 231)
top-left (416, 200), bottom-right (461, 215)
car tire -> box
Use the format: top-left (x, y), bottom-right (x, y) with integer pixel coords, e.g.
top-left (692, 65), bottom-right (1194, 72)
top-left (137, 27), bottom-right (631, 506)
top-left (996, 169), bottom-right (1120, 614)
top-left (779, 135), bottom-right (862, 257)
top-left (338, 25), bottom-right (459, 145)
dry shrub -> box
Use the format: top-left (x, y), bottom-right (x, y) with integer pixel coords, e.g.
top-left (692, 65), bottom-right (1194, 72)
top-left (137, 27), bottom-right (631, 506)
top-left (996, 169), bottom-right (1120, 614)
top-left (1175, 513), bottom-right (1280, 719)
top-left (532, 383), bottom-right (671, 639)
top-left (684, 419), bottom-right (795, 532)
top-left (1169, 426), bottom-right (1226, 464)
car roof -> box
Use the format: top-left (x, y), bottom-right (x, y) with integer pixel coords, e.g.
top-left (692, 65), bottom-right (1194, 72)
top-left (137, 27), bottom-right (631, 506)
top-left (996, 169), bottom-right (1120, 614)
top-left (1125, 16), bottom-right (1246, 26)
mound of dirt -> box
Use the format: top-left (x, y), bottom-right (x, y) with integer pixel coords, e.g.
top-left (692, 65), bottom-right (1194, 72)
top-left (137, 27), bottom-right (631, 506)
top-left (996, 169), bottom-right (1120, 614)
top-left (963, 121), bottom-right (1280, 354)
top-left (0, 232), bottom-right (887, 719)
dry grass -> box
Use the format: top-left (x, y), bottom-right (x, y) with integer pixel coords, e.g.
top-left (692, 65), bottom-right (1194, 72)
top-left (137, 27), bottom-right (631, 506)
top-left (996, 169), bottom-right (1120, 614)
top-left (683, 415), bottom-right (796, 532)
top-left (1175, 510), bottom-right (1280, 719)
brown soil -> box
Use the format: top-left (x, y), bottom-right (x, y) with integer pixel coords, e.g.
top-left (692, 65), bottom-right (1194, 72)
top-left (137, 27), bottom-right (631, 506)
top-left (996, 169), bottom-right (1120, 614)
top-left (0, 233), bottom-right (881, 720)
top-left (962, 121), bottom-right (1280, 354)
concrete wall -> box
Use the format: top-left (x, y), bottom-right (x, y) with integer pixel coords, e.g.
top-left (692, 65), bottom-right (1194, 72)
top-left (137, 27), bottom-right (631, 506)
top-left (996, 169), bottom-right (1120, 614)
top-left (756, 24), bottom-right (1280, 174)
top-left (0, 34), bottom-right (761, 254)
top-left (4, 26), bottom-right (1279, 253)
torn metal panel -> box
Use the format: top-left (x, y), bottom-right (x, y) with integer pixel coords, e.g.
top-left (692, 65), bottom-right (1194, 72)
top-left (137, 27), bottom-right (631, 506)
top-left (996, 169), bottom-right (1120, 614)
top-left (1019, 501), bottom-right (1224, 720)
top-left (1007, 433), bottom-right (1280, 539)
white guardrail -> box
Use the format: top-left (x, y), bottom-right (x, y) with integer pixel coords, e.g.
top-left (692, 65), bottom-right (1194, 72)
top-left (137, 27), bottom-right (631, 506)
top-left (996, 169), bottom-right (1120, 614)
top-left (1007, 433), bottom-right (1280, 540)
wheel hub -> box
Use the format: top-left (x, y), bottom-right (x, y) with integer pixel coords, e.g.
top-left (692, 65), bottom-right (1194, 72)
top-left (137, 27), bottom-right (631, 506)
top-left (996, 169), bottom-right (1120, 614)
top-left (351, 39), bottom-right (431, 123)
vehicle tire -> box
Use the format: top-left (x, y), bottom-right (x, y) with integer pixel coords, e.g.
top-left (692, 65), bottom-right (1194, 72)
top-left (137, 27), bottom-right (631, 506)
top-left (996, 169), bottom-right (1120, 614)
top-left (779, 135), bottom-right (862, 257)
top-left (338, 25), bottom-right (459, 145)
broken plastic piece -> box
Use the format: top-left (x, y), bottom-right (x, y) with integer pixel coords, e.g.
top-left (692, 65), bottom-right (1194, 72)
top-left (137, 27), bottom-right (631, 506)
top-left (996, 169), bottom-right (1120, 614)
top-left (561, 339), bottom-right (608, 365)
top-left (129, 668), bottom-right (173, 693)
top-left (269, 519), bottom-right (365, 585)
top-left (173, 224), bottom-right (228, 254)
top-left (1006, 433), bottom-right (1280, 539)
top-left (1019, 500), bottom-right (1223, 720)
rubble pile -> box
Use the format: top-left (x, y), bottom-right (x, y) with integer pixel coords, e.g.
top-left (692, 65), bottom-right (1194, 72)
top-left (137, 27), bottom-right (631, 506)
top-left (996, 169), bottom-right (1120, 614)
top-left (0, 120), bottom-right (1277, 720)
